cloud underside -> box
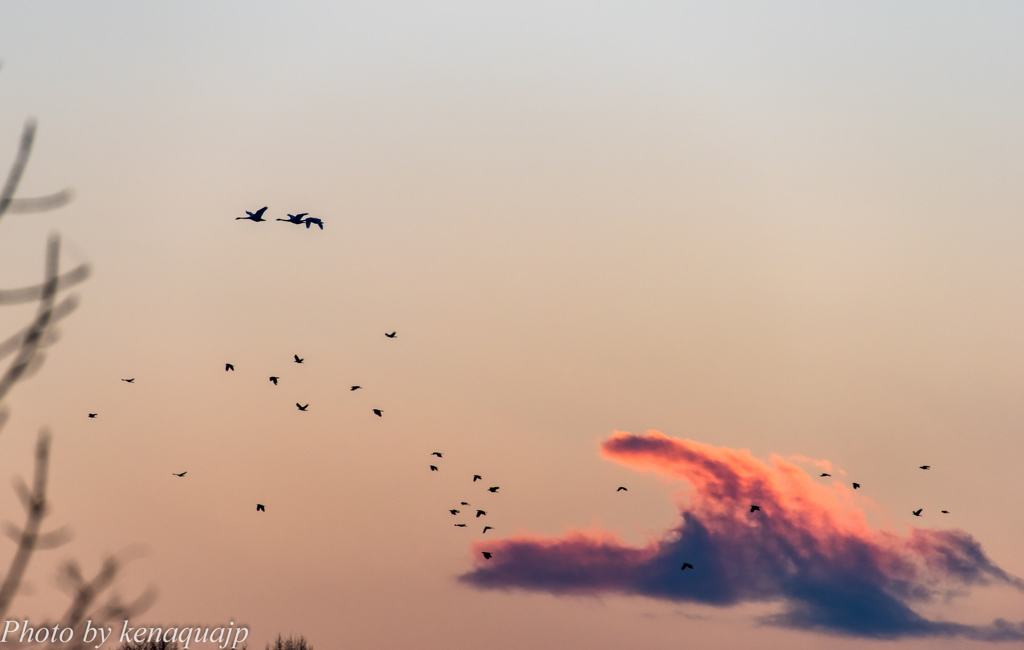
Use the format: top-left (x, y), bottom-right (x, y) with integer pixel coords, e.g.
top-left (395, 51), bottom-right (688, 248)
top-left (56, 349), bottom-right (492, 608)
top-left (460, 431), bottom-right (1024, 640)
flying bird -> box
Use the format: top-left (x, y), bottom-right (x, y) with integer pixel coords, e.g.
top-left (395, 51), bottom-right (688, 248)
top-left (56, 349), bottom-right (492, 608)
top-left (431, 452), bottom-right (443, 458)
top-left (482, 526), bottom-right (494, 533)
top-left (296, 403), bottom-right (309, 411)
top-left (88, 413), bottom-right (97, 418)
top-left (172, 472), bottom-right (187, 477)
top-left (476, 510), bottom-right (487, 517)
top-left (430, 466), bottom-right (438, 471)
top-left (302, 216), bottom-right (323, 230)
top-left (373, 409), bottom-right (382, 417)
top-left (473, 475), bottom-right (482, 482)
top-left (294, 355), bottom-right (304, 363)
top-left (277, 213), bottom-right (307, 224)
top-left (385, 332), bottom-right (397, 338)
top-left (256, 504), bottom-right (265, 512)
top-left (681, 563), bottom-right (694, 570)
top-left (919, 465), bottom-right (930, 470)
top-left (617, 486), bottom-right (628, 491)
top-left (460, 502), bottom-right (470, 506)
top-left (750, 505), bottom-right (761, 513)
top-left (482, 552), bottom-right (492, 560)
top-left (269, 376), bottom-right (278, 385)
top-left (852, 483), bottom-right (861, 489)
top-left (454, 524), bottom-right (467, 527)
top-left (122, 378), bottom-right (134, 383)
top-left (351, 386), bottom-right (361, 391)
top-left (941, 510), bottom-right (950, 513)
top-left (237, 207), bottom-right (268, 222)
top-left (449, 509), bottom-right (460, 515)
top-left (820, 473), bottom-right (831, 477)
top-left (488, 487), bottom-right (499, 493)
top-left (225, 363), bottom-right (234, 371)
top-left (912, 509), bottom-right (923, 516)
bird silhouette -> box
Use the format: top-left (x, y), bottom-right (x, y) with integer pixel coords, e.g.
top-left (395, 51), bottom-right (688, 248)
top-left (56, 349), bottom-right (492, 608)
top-left (449, 509), bottom-right (460, 515)
top-left (256, 504), bottom-right (265, 512)
top-left (302, 216), bottom-right (323, 230)
top-left (919, 465), bottom-right (931, 470)
top-left (373, 409), bottom-right (382, 417)
top-left (225, 363), bottom-right (234, 371)
top-left (473, 475), bottom-right (482, 482)
top-left (385, 332), bottom-right (397, 338)
top-left (122, 378), bottom-right (134, 383)
top-left (912, 509), bottom-right (923, 516)
top-left (237, 207), bottom-right (268, 222)
top-left (461, 502), bottom-right (470, 506)
top-left (269, 376), bottom-right (278, 385)
top-left (172, 472), bottom-right (187, 477)
top-left (296, 403), bottom-right (309, 411)
top-left (482, 552), bottom-right (492, 559)
top-left (820, 473), bottom-right (831, 477)
top-left (454, 524), bottom-right (467, 527)
top-left (482, 526), bottom-right (494, 533)
top-left (294, 355), bottom-right (304, 363)
top-left (852, 483), bottom-right (861, 489)
top-left (430, 466), bottom-right (438, 471)
top-left (277, 213), bottom-right (307, 224)
top-left (488, 487), bottom-right (499, 493)
top-left (941, 510), bottom-right (950, 514)
top-left (476, 510), bottom-right (487, 517)
top-left (88, 413), bottom-right (97, 418)
top-left (431, 452), bottom-right (443, 458)
top-left (681, 563), bottom-right (694, 570)
top-left (351, 386), bottom-right (361, 391)
top-left (750, 505), bottom-right (761, 513)
top-left (617, 487), bottom-right (628, 491)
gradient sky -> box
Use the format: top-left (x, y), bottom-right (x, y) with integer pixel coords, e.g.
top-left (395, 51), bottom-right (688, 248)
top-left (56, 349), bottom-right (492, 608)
top-left (1, 2), bottom-right (1023, 648)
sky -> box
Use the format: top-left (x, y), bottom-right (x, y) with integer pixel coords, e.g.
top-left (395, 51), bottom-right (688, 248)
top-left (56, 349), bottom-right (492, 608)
top-left (0, 1), bottom-right (1023, 648)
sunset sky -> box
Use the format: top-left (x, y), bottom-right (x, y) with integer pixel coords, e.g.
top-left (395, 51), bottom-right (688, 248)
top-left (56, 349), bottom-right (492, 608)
top-left (1, 2), bottom-right (1024, 648)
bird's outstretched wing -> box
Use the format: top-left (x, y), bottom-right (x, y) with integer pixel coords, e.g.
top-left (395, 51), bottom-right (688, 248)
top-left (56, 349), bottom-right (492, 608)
top-left (617, 486), bottom-right (627, 491)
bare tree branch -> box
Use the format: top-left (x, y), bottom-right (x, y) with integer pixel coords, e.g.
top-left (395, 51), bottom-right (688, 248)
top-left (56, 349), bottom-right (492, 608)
top-left (5, 188), bottom-right (74, 214)
top-left (0, 263), bottom-right (90, 304)
top-left (0, 119), bottom-right (37, 223)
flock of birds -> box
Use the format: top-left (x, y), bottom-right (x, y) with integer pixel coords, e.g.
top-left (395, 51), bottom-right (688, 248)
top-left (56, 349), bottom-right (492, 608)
top-left (92, 206), bottom-right (949, 567)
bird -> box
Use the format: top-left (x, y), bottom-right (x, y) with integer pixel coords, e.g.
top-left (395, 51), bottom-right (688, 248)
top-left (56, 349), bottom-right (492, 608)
top-left (373, 409), bottom-right (382, 417)
top-left (473, 475), bottom-right (482, 482)
top-left (820, 473), bottom-right (831, 477)
top-left (431, 452), bottom-right (443, 458)
top-left (294, 355), bottom-right (304, 363)
top-left (482, 552), bottom-right (492, 560)
top-left (488, 487), bottom-right (499, 493)
top-left (122, 378), bottom-right (134, 383)
top-left (460, 502), bottom-right (470, 506)
top-left (351, 386), bottom-right (361, 391)
top-left (88, 413), bottom-right (97, 418)
top-left (430, 466), bottom-right (438, 471)
top-left (296, 403), bottom-right (309, 411)
top-left (225, 363), bottom-right (234, 371)
top-left (454, 524), bottom-right (467, 527)
top-left (302, 216), bottom-right (323, 230)
top-left (681, 563), bottom-right (694, 570)
top-left (919, 465), bottom-right (930, 470)
top-left (449, 509), bottom-right (460, 515)
top-left (256, 504), bottom-right (265, 512)
top-left (269, 376), bottom-right (278, 385)
top-left (750, 505), bottom-right (761, 513)
top-left (385, 331), bottom-right (397, 338)
top-left (277, 213), bottom-right (307, 224)
top-left (482, 526), bottom-right (494, 533)
top-left (852, 483), bottom-right (861, 489)
top-left (941, 510), bottom-right (950, 514)
top-left (237, 207), bottom-right (268, 222)
top-left (912, 509), bottom-right (923, 517)
top-left (476, 510), bottom-right (487, 517)
top-left (617, 487), bottom-right (628, 491)
top-left (172, 472), bottom-right (187, 477)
